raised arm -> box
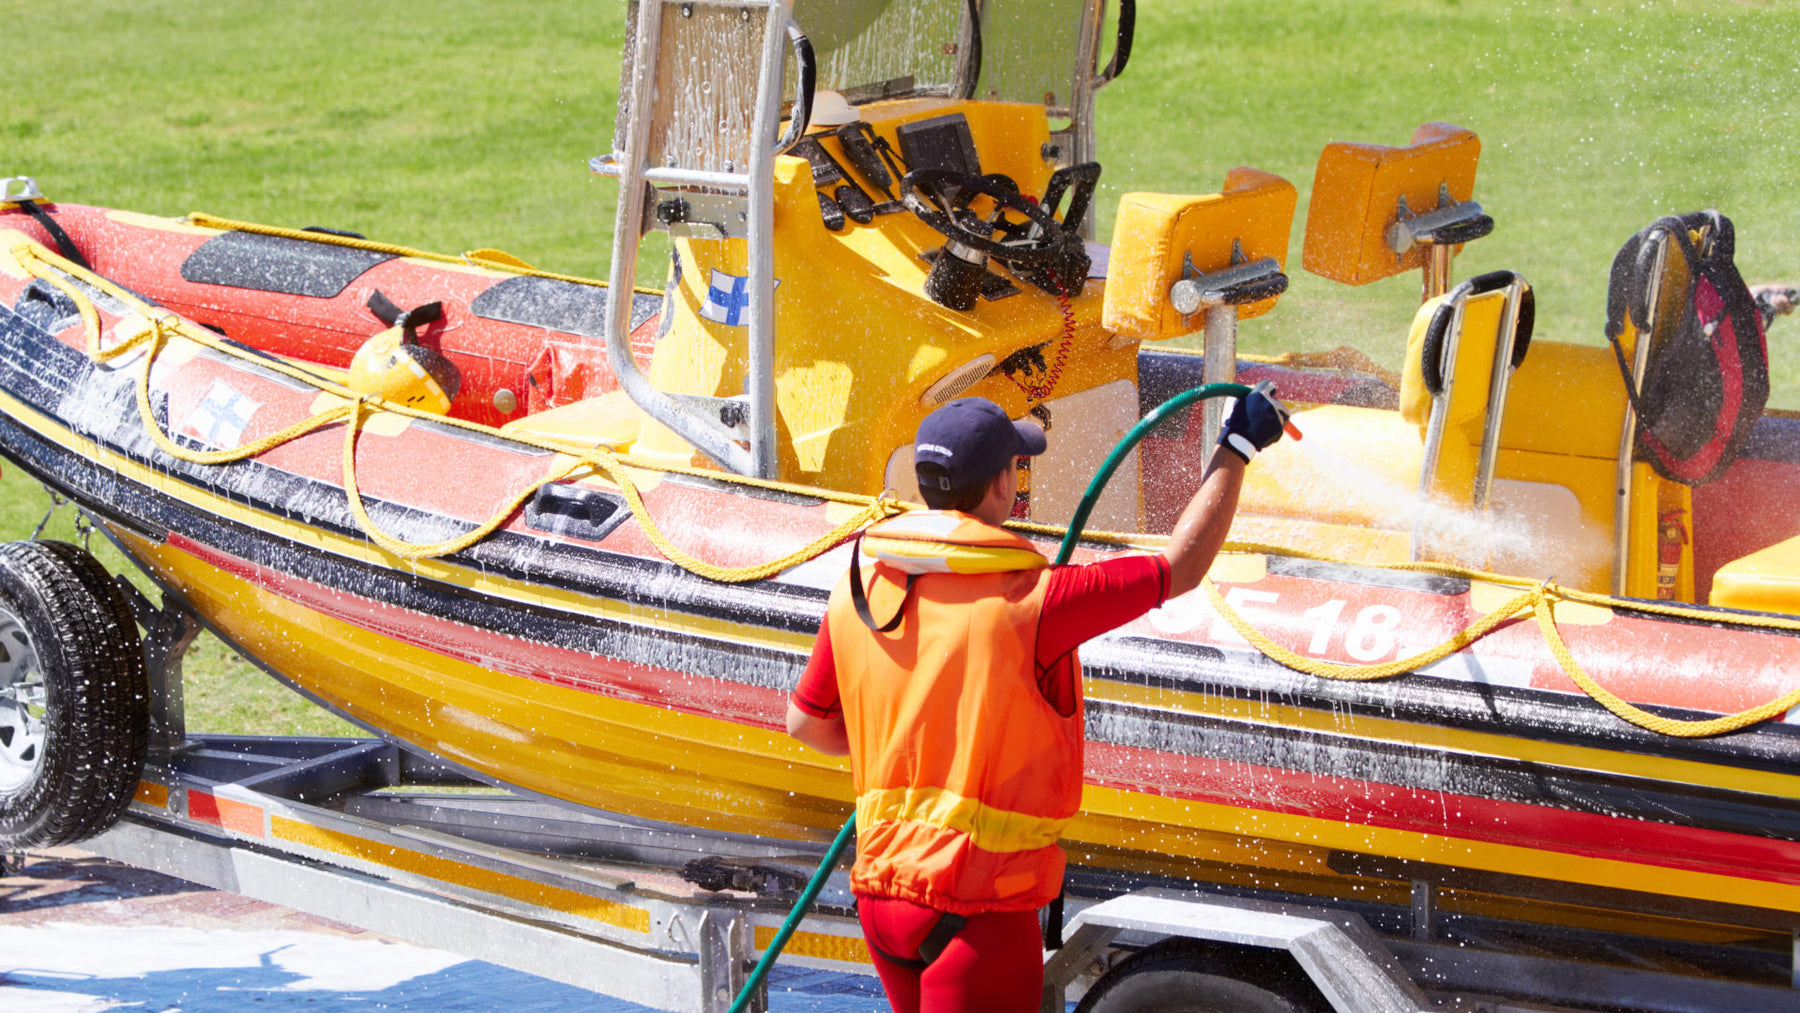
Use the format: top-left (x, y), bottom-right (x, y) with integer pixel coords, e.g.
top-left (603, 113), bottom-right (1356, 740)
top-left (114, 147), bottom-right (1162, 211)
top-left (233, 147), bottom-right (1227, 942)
top-left (1161, 387), bottom-right (1290, 598)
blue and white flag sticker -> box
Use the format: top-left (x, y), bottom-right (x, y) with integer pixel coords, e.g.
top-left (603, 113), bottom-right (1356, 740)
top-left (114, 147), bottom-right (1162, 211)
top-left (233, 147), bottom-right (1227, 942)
top-left (182, 379), bottom-right (262, 450)
top-left (699, 269), bottom-right (779, 327)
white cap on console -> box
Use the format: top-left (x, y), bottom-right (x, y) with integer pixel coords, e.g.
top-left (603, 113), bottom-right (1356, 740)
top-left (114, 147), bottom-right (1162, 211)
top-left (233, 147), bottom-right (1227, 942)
top-left (809, 90), bottom-right (857, 127)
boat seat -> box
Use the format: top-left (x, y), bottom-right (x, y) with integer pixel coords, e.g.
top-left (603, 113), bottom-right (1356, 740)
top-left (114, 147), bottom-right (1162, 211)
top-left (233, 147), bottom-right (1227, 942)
top-left (1709, 533), bottom-right (1800, 616)
top-left (1103, 168), bottom-right (1296, 342)
top-left (1397, 273), bottom-right (1530, 509)
top-left (1302, 122), bottom-right (1482, 286)
top-left (499, 390), bottom-right (642, 450)
top-left (1231, 275), bottom-right (1532, 570)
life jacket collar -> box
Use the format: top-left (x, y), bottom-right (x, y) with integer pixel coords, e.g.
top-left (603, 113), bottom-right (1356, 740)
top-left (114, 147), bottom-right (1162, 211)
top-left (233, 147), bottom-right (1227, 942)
top-left (860, 511), bottom-right (1047, 576)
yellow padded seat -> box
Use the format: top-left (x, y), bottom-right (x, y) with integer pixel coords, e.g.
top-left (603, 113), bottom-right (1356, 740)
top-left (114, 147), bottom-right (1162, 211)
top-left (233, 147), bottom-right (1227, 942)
top-left (1302, 122), bottom-right (1481, 286)
top-left (1709, 535), bottom-right (1800, 616)
top-left (1398, 287), bottom-right (1508, 506)
top-left (1102, 168), bottom-right (1296, 341)
top-left (500, 390), bottom-right (643, 450)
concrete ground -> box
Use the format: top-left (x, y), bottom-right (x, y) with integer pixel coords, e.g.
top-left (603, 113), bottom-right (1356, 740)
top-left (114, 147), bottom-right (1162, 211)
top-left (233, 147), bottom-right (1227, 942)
top-left (0, 848), bottom-right (889, 1012)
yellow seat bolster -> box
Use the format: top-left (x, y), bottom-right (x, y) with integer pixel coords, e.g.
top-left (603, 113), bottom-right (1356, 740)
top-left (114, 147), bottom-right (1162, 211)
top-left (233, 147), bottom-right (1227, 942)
top-left (1709, 535), bottom-right (1800, 616)
top-left (1398, 295), bottom-right (1447, 427)
top-left (1101, 168), bottom-right (1297, 341)
top-left (1497, 342), bottom-right (1627, 460)
top-left (499, 389), bottom-right (643, 449)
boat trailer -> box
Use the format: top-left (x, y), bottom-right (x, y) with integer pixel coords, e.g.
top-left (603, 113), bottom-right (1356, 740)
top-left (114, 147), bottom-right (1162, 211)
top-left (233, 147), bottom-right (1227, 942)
top-left (41, 579), bottom-right (1800, 1013)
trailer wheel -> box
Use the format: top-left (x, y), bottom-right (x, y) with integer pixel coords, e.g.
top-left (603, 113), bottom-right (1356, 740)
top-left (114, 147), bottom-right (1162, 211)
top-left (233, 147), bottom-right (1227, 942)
top-left (0, 540), bottom-right (148, 850)
top-left (1075, 938), bottom-right (1325, 1013)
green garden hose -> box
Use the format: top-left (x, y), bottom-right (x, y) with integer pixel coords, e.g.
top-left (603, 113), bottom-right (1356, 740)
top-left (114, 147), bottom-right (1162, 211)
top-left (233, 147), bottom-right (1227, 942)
top-left (730, 381), bottom-right (1251, 1011)
top-left (1053, 382), bottom-right (1249, 565)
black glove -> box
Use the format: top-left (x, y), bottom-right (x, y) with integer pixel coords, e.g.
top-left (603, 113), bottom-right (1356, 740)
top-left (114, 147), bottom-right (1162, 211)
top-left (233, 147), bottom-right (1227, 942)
top-left (1217, 384), bottom-right (1291, 463)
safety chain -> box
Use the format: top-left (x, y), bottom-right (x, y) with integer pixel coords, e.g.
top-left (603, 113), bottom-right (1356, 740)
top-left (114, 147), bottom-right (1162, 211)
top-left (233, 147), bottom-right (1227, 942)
top-left (29, 490), bottom-right (67, 541)
top-left (11, 242), bottom-right (903, 581)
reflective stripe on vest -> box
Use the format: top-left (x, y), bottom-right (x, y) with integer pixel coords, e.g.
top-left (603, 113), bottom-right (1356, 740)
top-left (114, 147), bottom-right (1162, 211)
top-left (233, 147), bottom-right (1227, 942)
top-left (855, 785), bottom-right (1069, 855)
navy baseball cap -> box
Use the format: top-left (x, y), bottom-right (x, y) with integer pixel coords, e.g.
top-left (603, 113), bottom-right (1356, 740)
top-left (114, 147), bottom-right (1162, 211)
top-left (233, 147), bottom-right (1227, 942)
top-left (913, 398), bottom-right (1047, 491)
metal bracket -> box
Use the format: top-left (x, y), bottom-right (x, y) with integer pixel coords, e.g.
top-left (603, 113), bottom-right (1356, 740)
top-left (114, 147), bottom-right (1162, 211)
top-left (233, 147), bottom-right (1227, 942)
top-left (1410, 878), bottom-right (1435, 942)
top-left (699, 908), bottom-right (761, 1013)
top-left (1170, 242), bottom-right (1287, 321)
top-left (1169, 241), bottom-right (1287, 448)
top-left (1387, 185), bottom-right (1490, 253)
top-left (1, 176), bottom-right (43, 204)
top-left (666, 393), bottom-right (754, 441)
top-left (1388, 185), bottom-right (1493, 301)
top-left (657, 191), bottom-right (751, 240)
top-left (114, 576), bottom-right (202, 757)
top-left (1043, 890), bottom-right (1434, 1013)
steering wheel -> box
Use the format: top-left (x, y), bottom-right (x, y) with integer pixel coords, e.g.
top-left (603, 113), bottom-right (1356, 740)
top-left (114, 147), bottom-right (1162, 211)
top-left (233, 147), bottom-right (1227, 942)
top-left (898, 169), bottom-right (1072, 267)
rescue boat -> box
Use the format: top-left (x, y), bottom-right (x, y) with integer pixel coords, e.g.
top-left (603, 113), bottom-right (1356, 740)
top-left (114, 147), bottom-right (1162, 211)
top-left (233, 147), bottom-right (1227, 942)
top-left (2, 0), bottom-right (1800, 965)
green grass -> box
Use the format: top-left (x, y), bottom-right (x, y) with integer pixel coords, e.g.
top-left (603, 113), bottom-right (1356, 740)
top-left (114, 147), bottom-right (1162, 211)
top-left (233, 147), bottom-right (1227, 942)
top-left (5, 0), bottom-right (1799, 730)
top-left (1096, 0), bottom-right (1800, 377)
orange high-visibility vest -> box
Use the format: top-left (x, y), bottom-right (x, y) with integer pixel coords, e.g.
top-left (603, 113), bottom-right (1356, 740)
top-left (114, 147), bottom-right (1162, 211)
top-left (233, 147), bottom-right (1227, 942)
top-left (826, 513), bottom-right (1083, 915)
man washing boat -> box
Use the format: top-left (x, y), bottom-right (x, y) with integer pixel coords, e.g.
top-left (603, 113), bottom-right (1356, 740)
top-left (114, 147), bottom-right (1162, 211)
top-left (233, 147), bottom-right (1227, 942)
top-left (786, 390), bottom-right (1289, 1011)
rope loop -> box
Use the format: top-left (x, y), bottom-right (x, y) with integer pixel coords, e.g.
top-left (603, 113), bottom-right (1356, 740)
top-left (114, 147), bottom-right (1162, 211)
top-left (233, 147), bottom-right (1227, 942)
top-left (12, 238), bottom-right (895, 582)
top-left (1205, 568), bottom-right (1798, 737)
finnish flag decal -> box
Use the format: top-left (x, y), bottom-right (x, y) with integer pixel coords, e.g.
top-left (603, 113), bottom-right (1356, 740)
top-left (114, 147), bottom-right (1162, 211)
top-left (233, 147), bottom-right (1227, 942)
top-left (182, 380), bottom-right (263, 450)
top-left (699, 269), bottom-right (779, 327)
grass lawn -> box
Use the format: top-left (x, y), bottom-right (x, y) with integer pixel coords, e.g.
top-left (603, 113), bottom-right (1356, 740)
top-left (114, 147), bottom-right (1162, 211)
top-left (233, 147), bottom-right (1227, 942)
top-left (3, 0), bottom-right (1798, 731)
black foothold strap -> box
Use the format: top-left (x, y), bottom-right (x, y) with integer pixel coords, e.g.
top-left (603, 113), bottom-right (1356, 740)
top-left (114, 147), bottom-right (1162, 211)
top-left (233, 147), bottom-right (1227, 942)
top-left (916, 912), bottom-right (967, 965)
top-left (868, 911), bottom-right (967, 970)
top-left (17, 201), bottom-right (92, 271)
top-left (368, 289), bottom-right (405, 326)
top-left (818, 192), bottom-right (847, 232)
top-left (1044, 890), bottom-right (1065, 949)
top-left (367, 290), bottom-right (444, 343)
top-left (849, 534), bottom-right (916, 632)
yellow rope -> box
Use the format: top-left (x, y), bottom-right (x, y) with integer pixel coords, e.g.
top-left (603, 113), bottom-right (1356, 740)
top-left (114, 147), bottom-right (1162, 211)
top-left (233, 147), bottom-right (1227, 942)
top-left (340, 398), bottom-right (577, 560)
top-left (1203, 578), bottom-right (1541, 682)
top-left (1532, 602), bottom-right (1800, 737)
top-left (12, 241), bottom-right (896, 580)
top-left (1205, 572), bottom-right (1800, 737)
top-left (16, 241), bottom-right (1800, 731)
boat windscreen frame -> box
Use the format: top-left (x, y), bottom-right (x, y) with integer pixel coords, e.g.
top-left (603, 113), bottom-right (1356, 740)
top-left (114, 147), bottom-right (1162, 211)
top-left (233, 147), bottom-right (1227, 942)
top-left (597, 1), bottom-right (1129, 479)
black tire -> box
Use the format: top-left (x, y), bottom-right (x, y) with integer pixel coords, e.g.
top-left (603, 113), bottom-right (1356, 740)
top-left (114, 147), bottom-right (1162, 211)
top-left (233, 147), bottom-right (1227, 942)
top-left (0, 540), bottom-right (148, 849)
top-left (1075, 939), bottom-right (1324, 1013)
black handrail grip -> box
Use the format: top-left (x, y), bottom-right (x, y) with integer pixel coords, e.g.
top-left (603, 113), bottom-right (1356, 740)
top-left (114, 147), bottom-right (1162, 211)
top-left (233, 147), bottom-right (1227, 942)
top-left (1099, 0), bottom-right (1136, 85)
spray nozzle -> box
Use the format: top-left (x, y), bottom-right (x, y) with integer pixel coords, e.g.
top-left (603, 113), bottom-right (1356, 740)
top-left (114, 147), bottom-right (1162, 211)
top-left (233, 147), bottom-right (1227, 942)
top-left (1250, 380), bottom-right (1303, 441)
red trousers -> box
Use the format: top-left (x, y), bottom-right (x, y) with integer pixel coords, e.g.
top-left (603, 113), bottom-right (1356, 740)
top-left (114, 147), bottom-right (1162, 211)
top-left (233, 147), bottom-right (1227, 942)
top-left (858, 896), bottom-right (1043, 1013)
